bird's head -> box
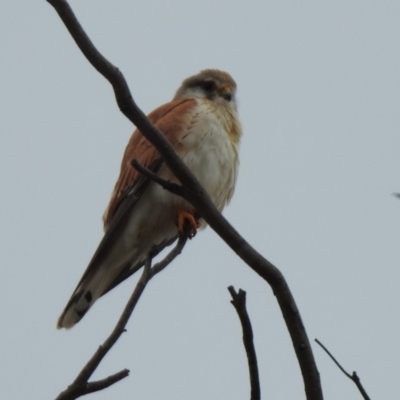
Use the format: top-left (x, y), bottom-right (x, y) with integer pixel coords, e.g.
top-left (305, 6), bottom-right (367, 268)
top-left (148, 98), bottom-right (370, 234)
top-left (174, 69), bottom-right (237, 109)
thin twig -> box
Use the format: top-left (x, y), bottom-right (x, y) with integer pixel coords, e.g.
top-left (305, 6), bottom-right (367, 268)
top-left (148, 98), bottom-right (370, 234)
top-left (315, 339), bottom-right (351, 379)
top-left (228, 287), bottom-right (260, 400)
top-left (85, 369), bottom-right (130, 395)
top-left (55, 238), bottom-right (187, 400)
top-left (150, 235), bottom-right (187, 277)
top-left (131, 159), bottom-right (187, 198)
top-left (315, 339), bottom-right (371, 400)
top-left (46, 1), bottom-right (323, 398)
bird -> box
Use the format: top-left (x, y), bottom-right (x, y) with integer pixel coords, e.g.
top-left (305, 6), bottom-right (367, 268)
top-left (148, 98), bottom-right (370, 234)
top-left (57, 69), bottom-right (242, 329)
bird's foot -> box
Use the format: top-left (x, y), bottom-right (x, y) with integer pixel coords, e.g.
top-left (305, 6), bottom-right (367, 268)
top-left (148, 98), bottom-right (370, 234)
top-left (176, 211), bottom-right (201, 239)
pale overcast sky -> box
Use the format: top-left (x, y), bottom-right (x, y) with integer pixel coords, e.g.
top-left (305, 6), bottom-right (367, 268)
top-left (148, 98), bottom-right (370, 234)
top-left (1, 1), bottom-right (400, 399)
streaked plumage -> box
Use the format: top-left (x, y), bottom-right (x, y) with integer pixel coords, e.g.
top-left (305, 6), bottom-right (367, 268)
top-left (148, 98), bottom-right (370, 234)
top-left (57, 69), bottom-right (242, 329)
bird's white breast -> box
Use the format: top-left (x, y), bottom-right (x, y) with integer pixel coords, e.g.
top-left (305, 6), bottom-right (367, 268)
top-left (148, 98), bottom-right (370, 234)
top-left (170, 98), bottom-right (241, 211)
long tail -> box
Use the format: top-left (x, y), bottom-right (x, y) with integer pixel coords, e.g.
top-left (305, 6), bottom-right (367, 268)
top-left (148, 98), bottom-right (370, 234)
top-left (57, 269), bottom-right (111, 329)
top-left (57, 257), bottom-right (143, 329)
top-left (57, 236), bottom-right (177, 329)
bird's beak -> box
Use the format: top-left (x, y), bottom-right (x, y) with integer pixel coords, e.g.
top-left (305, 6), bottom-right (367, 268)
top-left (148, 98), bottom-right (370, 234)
top-left (219, 86), bottom-right (233, 101)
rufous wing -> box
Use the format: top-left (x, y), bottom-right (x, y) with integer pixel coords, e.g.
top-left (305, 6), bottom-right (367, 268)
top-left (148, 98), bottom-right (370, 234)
top-left (103, 98), bottom-right (197, 230)
top-left (57, 98), bottom-right (198, 328)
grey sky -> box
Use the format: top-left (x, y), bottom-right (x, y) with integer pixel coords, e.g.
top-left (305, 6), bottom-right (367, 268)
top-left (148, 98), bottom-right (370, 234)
top-left (1, 1), bottom-right (400, 399)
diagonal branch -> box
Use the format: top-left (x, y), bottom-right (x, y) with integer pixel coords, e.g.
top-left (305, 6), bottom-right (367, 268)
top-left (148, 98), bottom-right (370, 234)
top-left (55, 236), bottom-right (187, 400)
top-left (228, 286), bottom-right (260, 400)
top-left (315, 339), bottom-right (371, 400)
top-left (46, 1), bottom-right (323, 399)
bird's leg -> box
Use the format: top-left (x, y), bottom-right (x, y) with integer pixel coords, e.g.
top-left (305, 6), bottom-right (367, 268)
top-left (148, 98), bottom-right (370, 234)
top-left (176, 210), bottom-right (201, 239)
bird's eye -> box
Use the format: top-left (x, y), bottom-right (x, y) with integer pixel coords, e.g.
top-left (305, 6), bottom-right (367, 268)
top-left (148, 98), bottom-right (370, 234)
top-left (221, 92), bottom-right (232, 102)
top-left (201, 80), bottom-right (216, 91)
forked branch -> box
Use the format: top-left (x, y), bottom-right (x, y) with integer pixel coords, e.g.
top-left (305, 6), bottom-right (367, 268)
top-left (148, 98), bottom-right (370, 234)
top-left (55, 236), bottom-right (187, 400)
top-left (228, 286), bottom-right (260, 400)
top-left (315, 339), bottom-right (371, 400)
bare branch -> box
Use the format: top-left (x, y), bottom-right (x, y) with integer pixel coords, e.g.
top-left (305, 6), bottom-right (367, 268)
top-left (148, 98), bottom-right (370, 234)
top-left (46, 1), bottom-right (323, 398)
top-left (315, 339), bottom-right (351, 379)
top-left (150, 234), bottom-right (188, 277)
top-left (131, 159), bottom-right (187, 199)
top-left (85, 369), bottom-right (130, 395)
top-left (228, 287), bottom-right (260, 400)
top-left (315, 339), bottom-right (371, 400)
top-left (55, 238), bottom-right (187, 400)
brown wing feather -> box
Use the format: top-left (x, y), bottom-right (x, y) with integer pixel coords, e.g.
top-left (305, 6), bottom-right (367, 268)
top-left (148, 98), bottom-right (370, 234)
top-left (103, 98), bottom-right (197, 230)
top-left (57, 98), bottom-right (198, 327)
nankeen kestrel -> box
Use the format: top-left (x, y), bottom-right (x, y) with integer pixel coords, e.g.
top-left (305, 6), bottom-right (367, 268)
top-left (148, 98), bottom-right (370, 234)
top-left (57, 69), bottom-right (242, 329)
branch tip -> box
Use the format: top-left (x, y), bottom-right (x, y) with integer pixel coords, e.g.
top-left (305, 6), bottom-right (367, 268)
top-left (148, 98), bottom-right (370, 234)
top-left (315, 339), bottom-right (371, 400)
top-left (228, 287), bottom-right (260, 400)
